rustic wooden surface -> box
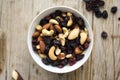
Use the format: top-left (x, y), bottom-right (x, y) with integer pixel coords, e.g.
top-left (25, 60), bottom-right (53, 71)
top-left (0, 0), bottom-right (120, 80)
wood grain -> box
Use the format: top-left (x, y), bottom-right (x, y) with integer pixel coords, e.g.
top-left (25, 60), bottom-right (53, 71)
top-left (0, 0), bottom-right (120, 80)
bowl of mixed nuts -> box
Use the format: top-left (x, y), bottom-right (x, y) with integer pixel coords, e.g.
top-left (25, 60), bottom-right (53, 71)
top-left (27, 6), bottom-right (93, 73)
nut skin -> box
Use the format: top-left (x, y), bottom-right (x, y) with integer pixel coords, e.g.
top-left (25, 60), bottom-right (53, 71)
top-left (32, 31), bottom-right (40, 38)
top-left (80, 31), bottom-right (87, 45)
top-left (75, 47), bottom-right (82, 54)
top-left (42, 29), bottom-right (54, 36)
top-left (39, 41), bottom-right (46, 53)
top-left (54, 24), bottom-right (62, 33)
top-left (49, 19), bottom-right (59, 25)
top-left (48, 46), bottom-right (57, 60)
top-left (35, 25), bottom-right (42, 31)
top-left (68, 25), bottom-right (80, 40)
top-left (57, 52), bottom-right (65, 60)
top-left (42, 23), bottom-right (51, 29)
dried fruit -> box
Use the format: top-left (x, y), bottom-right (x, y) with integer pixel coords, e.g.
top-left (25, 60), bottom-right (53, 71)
top-left (111, 6), bottom-right (117, 14)
top-left (102, 10), bottom-right (108, 19)
top-left (101, 31), bottom-right (108, 39)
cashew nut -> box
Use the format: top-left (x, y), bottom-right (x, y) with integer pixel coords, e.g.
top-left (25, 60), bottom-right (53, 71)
top-left (62, 27), bottom-right (69, 38)
top-left (39, 53), bottom-right (47, 58)
top-left (35, 25), bottom-right (42, 31)
top-left (12, 70), bottom-right (18, 80)
top-left (80, 31), bottom-right (87, 45)
top-left (48, 46), bottom-right (57, 60)
top-left (42, 29), bottom-right (54, 36)
top-left (58, 34), bottom-right (65, 46)
top-left (67, 12), bottom-right (73, 27)
top-left (68, 26), bottom-right (80, 40)
top-left (49, 19), bottom-right (59, 25)
top-left (55, 47), bottom-right (61, 55)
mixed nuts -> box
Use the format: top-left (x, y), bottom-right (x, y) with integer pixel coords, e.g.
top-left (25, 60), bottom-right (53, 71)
top-left (32, 10), bottom-right (91, 68)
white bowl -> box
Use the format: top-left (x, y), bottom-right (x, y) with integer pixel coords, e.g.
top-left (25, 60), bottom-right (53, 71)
top-left (27, 6), bottom-right (93, 73)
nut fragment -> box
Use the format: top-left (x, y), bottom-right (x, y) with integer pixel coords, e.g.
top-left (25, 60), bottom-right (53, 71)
top-left (42, 23), bottom-right (51, 29)
top-left (49, 19), bottom-right (59, 25)
top-left (57, 52), bottom-right (65, 60)
top-left (66, 54), bottom-right (73, 58)
top-left (62, 27), bottom-right (69, 38)
top-left (12, 70), bottom-right (23, 80)
top-left (32, 31), bottom-right (40, 38)
top-left (54, 25), bottom-right (62, 33)
top-left (36, 45), bottom-right (40, 49)
top-left (55, 47), bottom-right (61, 55)
top-left (75, 47), bottom-right (82, 54)
top-left (80, 31), bottom-right (87, 45)
top-left (68, 26), bottom-right (80, 40)
top-left (39, 53), bottom-right (47, 58)
top-left (48, 46), bottom-right (57, 60)
top-left (35, 25), bottom-right (42, 31)
top-left (42, 29), bottom-right (54, 36)
top-left (39, 41), bottom-right (46, 53)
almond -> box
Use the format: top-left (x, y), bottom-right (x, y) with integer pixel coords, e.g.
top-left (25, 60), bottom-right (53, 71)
top-left (42, 23), bottom-right (51, 29)
top-left (54, 25), bottom-right (62, 33)
top-left (37, 36), bottom-right (43, 42)
top-left (75, 47), bottom-right (82, 54)
top-left (50, 25), bottom-right (54, 30)
top-left (32, 31), bottom-right (40, 38)
top-left (39, 41), bottom-right (45, 53)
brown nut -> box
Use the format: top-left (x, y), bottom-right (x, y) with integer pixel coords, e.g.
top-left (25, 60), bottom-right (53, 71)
top-left (57, 52), bottom-right (65, 60)
top-left (35, 25), bottom-right (42, 31)
top-left (32, 31), bottom-right (40, 38)
top-left (37, 36), bottom-right (43, 42)
top-left (48, 46), bottom-right (57, 60)
top-left (50, 25), bottom-right (54, 30)
top-left (39, 41), bottom-right (46, 53)
top-left (80, 31), bottom-right (87, 45)
top-left (42, 23), bottom-right (51, 29)
top-left (54, 25), bottom-right (62, 33)
top-left (75, 47), bottom-right (82, 54)
top-left (68, 26), bottom-right (80, 40)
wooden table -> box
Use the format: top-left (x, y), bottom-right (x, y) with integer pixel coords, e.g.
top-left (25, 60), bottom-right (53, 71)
top-left (0, 0), bottom-right (120, 80)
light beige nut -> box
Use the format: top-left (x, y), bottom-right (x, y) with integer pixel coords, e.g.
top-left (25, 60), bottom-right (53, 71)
top-left (35, 25), bottom-right (42, 31)
top-left (48, 46), bottom-right (57, 60)
top-left (80, 31), bottom-right (87, 45)
top-left (32, 31), bottom-right (40, 38)
top-left (42, 29), bottom-right (54, 36)
top-left (49, 19), bottom-right (59, 25)
top-left (39, 41), bottom-right (46, 53)
top-left (67, 12), bottom-right (72, 16)
top-left (36, 45), bottom-right (40, 49)
top-left (84, 28), bottom-right (88, 35)
top-left (75, 47), bottom-right (82, 54)
top-left (66, 54), bottom-right (73, 58)
top-left (12, 70), bottom-right (18, 80)
top-left (42, 23), bottom-right (51, 29)
top-left (55, 47), bottom-right (61, 55)
top-left (62, 27), bottom-right (69, 38)
top-left (62, 13), bottom-right (67, 17)
top-left (68, 26), bottom-right (80, 40)
top-left (57, 52), bottom-right (65, 60)
top-left (67, 17), bottom-right (73, 27)
top-left (58, 34), bottom-right (65, 46)
top-left (39, 53), bottom-right (47, 58)
top-left (54, 24), bottom-right (62, 33)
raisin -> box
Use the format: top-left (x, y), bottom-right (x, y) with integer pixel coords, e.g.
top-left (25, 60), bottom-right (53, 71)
top-left (78, 45), bottom-right (85, 51)
top-left (68, 58), bottom-right (76, 66)
top-left (98, 0), bottom-right (105, 7)
top-left (55, 10), bottom-right (62, 16)
top-left (101, 31), bottom-right (108, 39)
top-left (83, 0), bottom-right (90, 3)
top-left (76, 54), bottom-right (84, 61)
top-left (53, 39), bottom-right (61, 46)
top-left (60, 59), bottom-right (68, 66)
top-left (32, 39), bottom-right (39, 45)
top-left (60, 21), bottom-right (67, 27)
top-left (43, 36), bottom-right (51, 45)
top-left (95, 10), bottom-right (102, 18)
top-left (118, 17), bottom-right (120, 21)
top-left (84, 42), bottom-right (89, 49)
top-left (52, 61), bottom-right (59, 66)
top-left (58, 65), bottom-right (64, 68)
top-left (39, 19), bottom-right (48, 26)
top-left (42, 58), bottom-right (50, 65)
top-left (86, 3), bottom-right (92, 11)
top-left (111, 6), bottom-right (117, 14)
top-left (44, 45), bottom-right (50, 54)
top-left (78, 17), bottom-right (84, 27)
top-left (46, 57), bottom-right (53, 63)
top-left (102, 10), bottom-right (108, 19)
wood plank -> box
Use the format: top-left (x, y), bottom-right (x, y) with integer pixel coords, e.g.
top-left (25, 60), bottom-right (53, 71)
top-left (113, 0), bottom-right (120, 80)
top-left (93, 0), bottom-right (114, 80)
